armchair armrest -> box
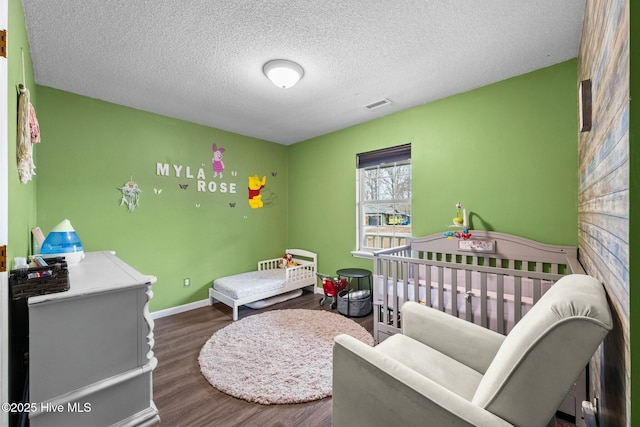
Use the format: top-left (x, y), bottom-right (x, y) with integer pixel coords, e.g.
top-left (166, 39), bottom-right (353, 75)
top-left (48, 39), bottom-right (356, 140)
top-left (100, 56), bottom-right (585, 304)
top-left (333, 334), bottom-right (513, 427)
top-left (401, 301), bottom-right (505, 374)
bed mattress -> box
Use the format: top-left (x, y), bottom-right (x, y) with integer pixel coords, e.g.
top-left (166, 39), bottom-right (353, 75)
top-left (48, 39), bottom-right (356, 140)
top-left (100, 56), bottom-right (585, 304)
top-left (213, 269), bottom-right (286, 299)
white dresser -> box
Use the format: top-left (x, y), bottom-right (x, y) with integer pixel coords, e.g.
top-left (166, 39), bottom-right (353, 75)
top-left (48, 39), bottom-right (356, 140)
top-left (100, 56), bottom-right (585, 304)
top-left (27, 251), bottom-right (159, 427)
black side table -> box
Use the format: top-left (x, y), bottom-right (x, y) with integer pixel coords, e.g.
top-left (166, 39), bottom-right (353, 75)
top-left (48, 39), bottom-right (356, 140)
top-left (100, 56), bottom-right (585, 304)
top-left (336, 268), bottom-right (372, 316)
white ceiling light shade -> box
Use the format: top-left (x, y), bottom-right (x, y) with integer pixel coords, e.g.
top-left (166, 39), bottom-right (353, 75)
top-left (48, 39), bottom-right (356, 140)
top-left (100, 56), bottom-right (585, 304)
top-left (263, 59), bottom-right (304, 89)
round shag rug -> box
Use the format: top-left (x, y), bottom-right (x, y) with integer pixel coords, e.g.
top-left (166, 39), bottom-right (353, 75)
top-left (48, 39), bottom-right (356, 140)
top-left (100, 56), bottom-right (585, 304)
top-left (198, 309), bottom-right (374, 405)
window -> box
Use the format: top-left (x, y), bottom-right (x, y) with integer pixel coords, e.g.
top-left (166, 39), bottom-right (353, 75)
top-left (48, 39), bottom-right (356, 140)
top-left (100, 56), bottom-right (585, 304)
top-left (356, 144), bottom-right (411, 251)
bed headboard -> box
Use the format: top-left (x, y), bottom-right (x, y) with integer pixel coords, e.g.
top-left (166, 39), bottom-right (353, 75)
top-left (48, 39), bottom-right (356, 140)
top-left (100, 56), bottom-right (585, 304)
top-left (375, 231), bottom-right (584, 276)
top-left (286, 248), bottom-right (318, 265)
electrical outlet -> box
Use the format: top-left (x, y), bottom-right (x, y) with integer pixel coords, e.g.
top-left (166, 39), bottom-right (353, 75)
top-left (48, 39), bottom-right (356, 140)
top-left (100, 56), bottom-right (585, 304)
top-left (183, 278), bottom-right (190, 287)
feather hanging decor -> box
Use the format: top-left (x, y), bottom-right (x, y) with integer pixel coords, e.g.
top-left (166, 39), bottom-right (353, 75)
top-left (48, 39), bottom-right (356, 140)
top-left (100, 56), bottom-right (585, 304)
top-left (17, 85), bottom-right (36, 183)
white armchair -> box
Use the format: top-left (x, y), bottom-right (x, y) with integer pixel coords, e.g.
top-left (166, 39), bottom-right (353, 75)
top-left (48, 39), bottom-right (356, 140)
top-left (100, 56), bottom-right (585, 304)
top-left (333, 274), bottom-right (612, 427)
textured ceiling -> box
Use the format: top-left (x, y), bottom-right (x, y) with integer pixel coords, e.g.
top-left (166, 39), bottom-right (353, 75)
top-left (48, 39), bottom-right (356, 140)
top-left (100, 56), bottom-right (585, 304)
top-left (22, 0), bottom-right (586, 145)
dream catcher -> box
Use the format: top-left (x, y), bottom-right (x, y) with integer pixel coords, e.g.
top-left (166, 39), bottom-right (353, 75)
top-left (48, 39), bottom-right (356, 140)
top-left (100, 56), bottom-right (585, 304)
top-left (16, 84), bottom-right (41, 183)
top-left (118, 177), bottom-right (142, 212)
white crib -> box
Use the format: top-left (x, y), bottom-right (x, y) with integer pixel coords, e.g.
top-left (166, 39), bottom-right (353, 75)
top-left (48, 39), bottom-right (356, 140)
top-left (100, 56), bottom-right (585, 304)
top-left (372, 231), bottom-right (584, 342)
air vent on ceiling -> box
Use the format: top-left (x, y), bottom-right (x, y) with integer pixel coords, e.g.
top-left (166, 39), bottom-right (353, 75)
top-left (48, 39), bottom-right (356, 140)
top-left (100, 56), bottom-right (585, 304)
top-left (364, 98), bottom-right (392, 111)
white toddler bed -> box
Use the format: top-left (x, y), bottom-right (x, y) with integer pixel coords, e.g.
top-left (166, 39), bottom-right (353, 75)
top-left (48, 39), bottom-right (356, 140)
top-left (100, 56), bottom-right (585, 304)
top-left (209, 249), bottom-right (317, 321)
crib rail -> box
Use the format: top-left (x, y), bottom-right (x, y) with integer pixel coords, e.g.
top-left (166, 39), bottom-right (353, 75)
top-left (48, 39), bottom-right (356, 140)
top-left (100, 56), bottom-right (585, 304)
top-left (372, 232), bottom-right (584, 342)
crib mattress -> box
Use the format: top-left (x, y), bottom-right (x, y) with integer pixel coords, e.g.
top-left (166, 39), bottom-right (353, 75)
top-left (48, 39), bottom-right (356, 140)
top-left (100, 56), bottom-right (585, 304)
top-left (374, 271), bottom-right (554, 331)
top-left (375, 279), bottom-right (530, 320)
top-left (213, 269), bottom-right (286, 300)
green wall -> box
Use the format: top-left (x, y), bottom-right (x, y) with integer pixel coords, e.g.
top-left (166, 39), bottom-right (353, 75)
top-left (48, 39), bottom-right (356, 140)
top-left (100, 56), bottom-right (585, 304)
top-left (35, 87), bottom-right (289, 311)
top-left (7, 0), bottom-right (37, 264)
top-left (289, 60), bottom-right (579, 276)
top-left (33, 60), bottom-right (577, 312)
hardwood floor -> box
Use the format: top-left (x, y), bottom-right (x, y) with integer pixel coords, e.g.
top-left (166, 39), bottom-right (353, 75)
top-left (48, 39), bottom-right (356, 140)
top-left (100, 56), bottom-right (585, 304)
top-left (152, 290), bottom-right (372, 427)
top-left (152, 291), bottom-right (574, 427)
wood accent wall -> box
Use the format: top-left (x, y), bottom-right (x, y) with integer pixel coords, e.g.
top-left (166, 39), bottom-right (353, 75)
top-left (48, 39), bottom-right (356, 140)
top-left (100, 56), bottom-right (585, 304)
top-left (577, 1), bottom-right (629, 426)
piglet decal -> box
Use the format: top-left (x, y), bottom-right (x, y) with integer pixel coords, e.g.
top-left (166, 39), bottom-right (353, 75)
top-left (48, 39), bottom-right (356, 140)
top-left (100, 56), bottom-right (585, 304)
top-left (212, 143), bottom-right (225, 178)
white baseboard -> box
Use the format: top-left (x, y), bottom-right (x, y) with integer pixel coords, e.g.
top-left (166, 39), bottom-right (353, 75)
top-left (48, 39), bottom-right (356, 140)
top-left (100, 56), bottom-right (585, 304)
top-left (151, 298), bottom-right (210, 319)
top-left (153, 286), bottom-right (323, 320)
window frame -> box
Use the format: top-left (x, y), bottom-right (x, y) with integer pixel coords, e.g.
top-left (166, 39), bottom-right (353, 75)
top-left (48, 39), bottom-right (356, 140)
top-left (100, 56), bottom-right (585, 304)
top-left (355, 145), bottom-right (411, 255)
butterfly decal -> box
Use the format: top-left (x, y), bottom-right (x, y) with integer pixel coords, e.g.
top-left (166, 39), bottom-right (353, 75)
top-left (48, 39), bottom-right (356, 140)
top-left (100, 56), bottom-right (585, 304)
top-left (229, 202), bottom-right (236, 208)
top-left (231, 171), bottom-right (238, 177)
top-left (153, 188), bottom-right (163, 195)
top-left (195, 203), bottom-right (201, 208)
top-left (271, 171), bottom-right (277, 177)
top-left (179, 184), bottom-right (188, 190)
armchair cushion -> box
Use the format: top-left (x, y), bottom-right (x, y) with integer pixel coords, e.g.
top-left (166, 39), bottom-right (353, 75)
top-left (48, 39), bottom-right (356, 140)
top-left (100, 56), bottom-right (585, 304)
top-left (401, 301), bottom-right (505, 374)
top-left (333, 334), bottom-right (513, 427)
top-left (376, 334), bottom-right (483, 400)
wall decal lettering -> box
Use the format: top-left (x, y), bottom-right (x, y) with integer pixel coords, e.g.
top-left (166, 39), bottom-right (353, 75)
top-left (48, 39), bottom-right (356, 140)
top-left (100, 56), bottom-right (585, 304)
top-left (156, 162), bottom-right (238, 195)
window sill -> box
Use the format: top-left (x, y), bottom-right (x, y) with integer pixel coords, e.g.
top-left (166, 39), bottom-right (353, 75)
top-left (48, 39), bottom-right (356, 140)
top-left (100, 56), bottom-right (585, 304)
top-left (350, 250), bottom-right (374, 260)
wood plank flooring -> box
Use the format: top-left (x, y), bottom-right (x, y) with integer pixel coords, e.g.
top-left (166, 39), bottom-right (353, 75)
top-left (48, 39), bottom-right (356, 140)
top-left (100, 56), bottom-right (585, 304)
top-left (152, 290), bottom-right (372, 427)
top-left (152, 291), bottom-right (574, 427)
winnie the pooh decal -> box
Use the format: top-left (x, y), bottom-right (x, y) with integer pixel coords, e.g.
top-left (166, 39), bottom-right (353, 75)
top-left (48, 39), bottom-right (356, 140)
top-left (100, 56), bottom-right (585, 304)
top-left (248, 175), bottom-right (266, 208)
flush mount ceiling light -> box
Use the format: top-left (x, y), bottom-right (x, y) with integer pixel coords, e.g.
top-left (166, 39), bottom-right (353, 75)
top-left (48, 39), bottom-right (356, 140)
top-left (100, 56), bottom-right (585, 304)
top-left (263, 59), bottom-right (304, 89)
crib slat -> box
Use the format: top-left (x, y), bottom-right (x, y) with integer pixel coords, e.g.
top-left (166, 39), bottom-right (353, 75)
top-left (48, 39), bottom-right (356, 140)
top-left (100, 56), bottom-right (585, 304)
top-left (402, 262), bottom-right (409, 307)
top-left (480, 272), bottom-right (488, 328)
top-left (533, 278), bottom-right (542, 303)
top-left (437, 266), bottom-right (445, 312)
top-left (412, 263), bottom-right (420, 303)
top-left (381, 260), bottom-right (389, 328)
top-left (465, 269), bottom-right (472, 323)
top-left (514, 276), bottom-right (522, 323)
top-left (386, 260), bottom-right (393, 327)
top-left (386, 260), bottom-right (393, 328)
top-left (424, 262), bottom-right (432, 307)
top-left (392, 261), bottom-right (399, 329)
top-left (451, 268), bottom-right (458, 318)
top-left (497, 274), bottom-right (505, 335)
